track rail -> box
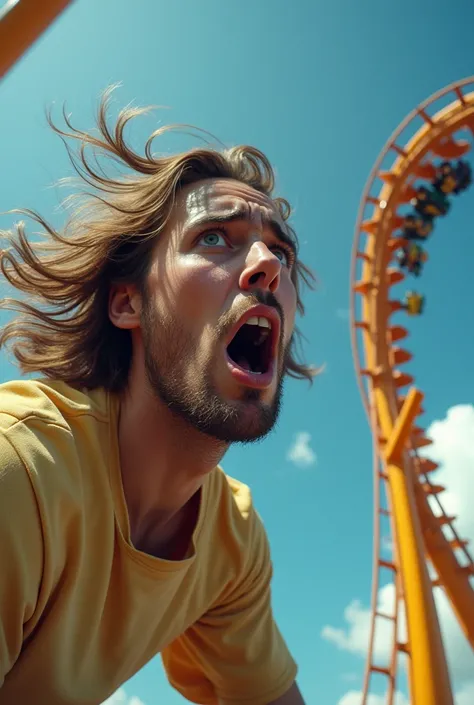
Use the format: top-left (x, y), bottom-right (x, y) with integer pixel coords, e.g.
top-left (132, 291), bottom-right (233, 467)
top-left (350, 78), bottom-right (474, 703)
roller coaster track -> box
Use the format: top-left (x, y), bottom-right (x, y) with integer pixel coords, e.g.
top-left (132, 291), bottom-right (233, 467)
top-left (350, 78), bottom-right (474, 704)
top-left (0, 0), bottom-right (73, 79)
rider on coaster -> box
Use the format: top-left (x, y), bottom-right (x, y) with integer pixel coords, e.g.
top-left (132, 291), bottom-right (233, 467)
top-left (433, 160), bottom-right (472, 195)
top-left (402, 290), bottom-right (425, 316)
top-left (412, 185), bottom-right (450, 218)
top-left (397, 242), bottom-right (427, 277)
top-left (400, 213), bottom-right (433, 241)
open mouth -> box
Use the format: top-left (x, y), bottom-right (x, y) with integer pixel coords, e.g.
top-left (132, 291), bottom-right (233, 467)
top-left (226, 316), bottom-right (274, 375)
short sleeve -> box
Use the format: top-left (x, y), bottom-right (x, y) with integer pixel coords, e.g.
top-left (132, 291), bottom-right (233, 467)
top-left (0, 430), bottom-right (44, 685)
top-left (161, 517), bottom-right (297, 705)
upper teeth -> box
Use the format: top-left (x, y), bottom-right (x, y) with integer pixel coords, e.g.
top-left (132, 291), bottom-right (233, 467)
top-left (244, 316), bottom-right (272, 329)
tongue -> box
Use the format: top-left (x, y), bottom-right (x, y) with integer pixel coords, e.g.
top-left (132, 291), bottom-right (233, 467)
top-left (237, 356), bottom-right (252, 372)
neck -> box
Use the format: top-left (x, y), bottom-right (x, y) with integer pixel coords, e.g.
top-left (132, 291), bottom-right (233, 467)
top-left (116, 375), bottom-right (228, 548)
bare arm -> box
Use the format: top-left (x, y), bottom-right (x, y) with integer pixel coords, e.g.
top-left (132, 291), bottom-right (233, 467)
top-left (219, 681), bottom-right (306, 705)
top-left (0, 431), bottom-right (44, 683)
top-left (267, 682), bottom-right (306, 705)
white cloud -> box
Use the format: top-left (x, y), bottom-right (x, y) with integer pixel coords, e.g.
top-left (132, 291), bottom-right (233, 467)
top-left (323, 404), bottom-right (474, 695)
top-left (337, 681), bottom-right (474, 705)
top-left (338, 690), bottom-right (409, 705)
top-left (286, 431), bottom-right (316, 467)
top-left (322, 583), bottom-right (404, 663)
top-left (455, 681), bottom-right (474, 705)
top-left (323, 581), bottom-right (474, 683)
top-left (421, 404), bottom-right (474, 550)
top-left (101, 688), bottom-right (146, 705)
top-left (421, 404), bottom-right (474, 683)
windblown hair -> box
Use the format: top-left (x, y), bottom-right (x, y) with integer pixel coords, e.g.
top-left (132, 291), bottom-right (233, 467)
top-left (0, 87), bottom-right (317, 392)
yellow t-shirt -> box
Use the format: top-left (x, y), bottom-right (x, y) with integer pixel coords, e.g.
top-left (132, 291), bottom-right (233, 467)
top-left (0, 379), bottom-right (296, 705)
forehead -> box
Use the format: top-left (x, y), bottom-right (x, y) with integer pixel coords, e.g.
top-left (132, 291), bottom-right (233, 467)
top-left (173, 178), bottom-right (284, 226)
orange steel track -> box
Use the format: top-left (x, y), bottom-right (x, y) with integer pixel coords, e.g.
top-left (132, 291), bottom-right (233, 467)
top-left (0, 0), bottom-right (73, 79)
top-left (350, 77), bottom-right (474, 704)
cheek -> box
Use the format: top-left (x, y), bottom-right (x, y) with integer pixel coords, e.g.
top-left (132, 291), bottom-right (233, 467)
top-left (161, 257), bottom-right (232, 321)
top-left (281, 277), bottom-right (297, 342)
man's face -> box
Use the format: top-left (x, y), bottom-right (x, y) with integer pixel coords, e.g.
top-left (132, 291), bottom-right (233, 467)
top-left (140, 178), bottom-right (298, 443)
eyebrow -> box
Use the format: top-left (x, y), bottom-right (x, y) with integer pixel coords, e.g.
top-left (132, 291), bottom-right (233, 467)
top-left (188, 207), bottom-right (298, 257)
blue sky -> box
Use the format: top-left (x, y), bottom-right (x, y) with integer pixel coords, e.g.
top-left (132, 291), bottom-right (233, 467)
top-left (1, 1), bottom-right (474, 703)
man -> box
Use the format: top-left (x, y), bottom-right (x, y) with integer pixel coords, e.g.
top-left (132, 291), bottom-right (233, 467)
top-left (0, 89), bottom-right (316, 704)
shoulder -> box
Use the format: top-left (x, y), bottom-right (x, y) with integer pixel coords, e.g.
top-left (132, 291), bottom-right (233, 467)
top-left (0, 378), bottom-right (109, 431)
top-left (215, 467), bottom-right (254, 516)
top-left (202, 467), bottom-right (271, 581)
top-left (208, 467), bottom-right (263, 531)
top-left (0, 378), bottom-right (111, 480)
top-left (0, 380), bottom-right (117, 580)
top-left (0, 379), bottom-right (114, 526)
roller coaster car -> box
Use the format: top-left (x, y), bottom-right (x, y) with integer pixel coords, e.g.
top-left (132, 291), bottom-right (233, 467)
top-left (397, 243), bottom-right (427, 277)
top-left (412, 186), bottom-right (450, 217)
top-left (401, 214), bottom-right (434, 240)
top-left (433, 161), bottom-right (458, 194)
top-left (403, 291), bottom-right (425, 316)
top-left (433, 160), bottom-right (472, 195)
top-left (453, 159), bottom-right (472, 194)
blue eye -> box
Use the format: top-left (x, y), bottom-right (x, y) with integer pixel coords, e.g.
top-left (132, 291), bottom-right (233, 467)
top-left (273, 247), bottom-right (294, 268)
top-left (200, 231), bottom-right (226, 247)
top-left (274, 249), bottom-right (288, 265)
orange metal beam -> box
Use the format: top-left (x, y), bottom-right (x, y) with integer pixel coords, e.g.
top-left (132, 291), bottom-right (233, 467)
top-left (388, 462), bottom-right (453, 704)
top-left (352, 80), bottom-right (474, 705)
top-left (364, 93), bottom-right (474, 664)
top-left (382, 396), bottom-right (453, 705)
top-left (385, 387), bottom-right (423, 464)
top-left (0, 0), bottom-right (73, 79)
top-left (414, 483), bottom-right (474, 649)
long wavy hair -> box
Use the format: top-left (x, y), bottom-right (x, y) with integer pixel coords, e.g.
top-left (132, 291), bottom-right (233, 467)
top-left (0, 87), bottom-right (317, 392)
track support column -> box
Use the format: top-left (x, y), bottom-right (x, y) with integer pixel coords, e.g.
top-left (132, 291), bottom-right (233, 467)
top-left (384, 387), bottom-right (453, 705)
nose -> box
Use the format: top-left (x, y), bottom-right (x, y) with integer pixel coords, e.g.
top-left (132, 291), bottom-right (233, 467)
top-left (239, 240), bottom-right (281, 294)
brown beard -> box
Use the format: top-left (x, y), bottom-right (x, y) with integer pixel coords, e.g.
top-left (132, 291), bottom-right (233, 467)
top-left (140, 291), bottom-right (288, 443)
